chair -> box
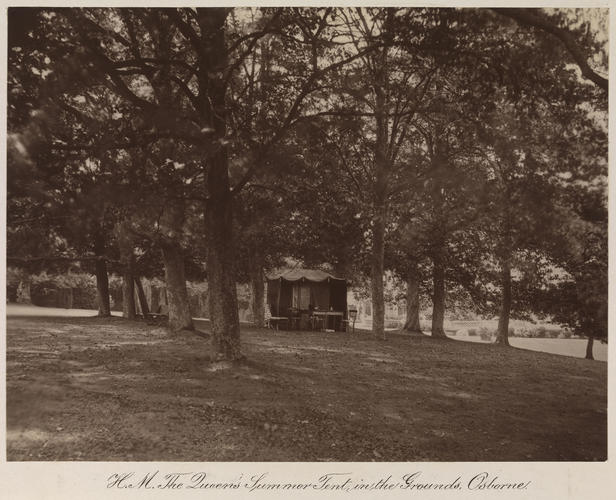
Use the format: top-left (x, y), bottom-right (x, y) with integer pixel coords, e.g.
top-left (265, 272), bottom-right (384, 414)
top-left (310, 313), bottom-right (324, 331)
top-left (265, 304), bottom-right (287, 330)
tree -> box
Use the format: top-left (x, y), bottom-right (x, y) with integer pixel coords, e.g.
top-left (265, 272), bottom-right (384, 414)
top-left (233, 170), bottom-right (293, 328)
top-left (471, 32), bottom-right (608, 346)
top-left (8, 7), bottom-right (607, 363)
top-left (7, 19), bottom-right (120, 316)
top-left (406, 7), bottom-right (609, 345)
top-left (304, 7), bottom-right (441, 339)
top-left (533, 111), bottom-right (608, 357)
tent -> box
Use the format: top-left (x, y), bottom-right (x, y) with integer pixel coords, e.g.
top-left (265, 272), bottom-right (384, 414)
top-left (266, 269), bottom-right (348, 330)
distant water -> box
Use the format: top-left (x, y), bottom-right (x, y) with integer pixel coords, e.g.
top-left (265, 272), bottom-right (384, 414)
top-left (449, 333), bottom-right (607, 362)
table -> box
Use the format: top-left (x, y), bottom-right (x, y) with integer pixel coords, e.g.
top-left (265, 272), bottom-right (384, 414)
top-left (288, 316), bottom-right (301, 330)
top-left (267, 316), bottom-right (288, 330)
top-left (312, 311), bottom-right (344, 331)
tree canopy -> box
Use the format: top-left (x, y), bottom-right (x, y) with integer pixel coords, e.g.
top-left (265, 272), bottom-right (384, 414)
top-left (7, 7), bottom-right (608, 360)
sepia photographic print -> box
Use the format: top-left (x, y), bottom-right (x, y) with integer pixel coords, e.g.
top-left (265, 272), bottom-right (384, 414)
top-left (2, 2), bottom-right (612, 498)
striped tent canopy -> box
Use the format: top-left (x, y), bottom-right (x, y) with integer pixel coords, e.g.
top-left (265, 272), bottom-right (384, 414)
top-left (266, 269), bottom-right (345, 282)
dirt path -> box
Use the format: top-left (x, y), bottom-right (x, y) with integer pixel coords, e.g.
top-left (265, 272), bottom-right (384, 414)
top-left (6, 316), bottom-right (607, 461)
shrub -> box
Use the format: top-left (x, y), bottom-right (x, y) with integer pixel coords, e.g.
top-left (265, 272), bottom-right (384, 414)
top-left (385, 319), bottom-right (403, 329)
top-left (236, 284), bottom-right (251, 315)
top-left (28, 271), bottom-right (98, 309)
top-left (478, 327), bottom-right (493, 341)
top-left (468, 328), bottom-right (477, 336)
top-left (6, 267), bottom-right (27, 302)
top-left (546, 330), bottom-right (560, 339)
top-left (108, 275), bottom-right (124, 311)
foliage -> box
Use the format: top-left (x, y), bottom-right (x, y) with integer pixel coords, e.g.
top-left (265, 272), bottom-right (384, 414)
top-left (6, 7), bottom-right (608, 348)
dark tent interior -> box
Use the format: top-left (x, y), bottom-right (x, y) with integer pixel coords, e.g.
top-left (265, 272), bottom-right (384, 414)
top-left (266, 269), bottom-right (348, 330)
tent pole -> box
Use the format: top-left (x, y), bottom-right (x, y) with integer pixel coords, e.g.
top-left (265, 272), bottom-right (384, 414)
top-left (277, 277), bottom-right (282, 316)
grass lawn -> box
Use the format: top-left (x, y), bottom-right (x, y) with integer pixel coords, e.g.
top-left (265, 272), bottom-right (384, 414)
top-left (6, 315), bottom-right (607, 461)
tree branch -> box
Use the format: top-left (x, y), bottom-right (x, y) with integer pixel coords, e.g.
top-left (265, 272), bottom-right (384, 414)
top-left (167, 9), bottom-right (203, 56)
top-left (494, 8), bottom-right (607, 91)
top-left (223, 8), bottom-right (284, 90)
top-left (7, 255), bottom-right (121, 265)
top-left (114, 57), bottom-right (198, 76)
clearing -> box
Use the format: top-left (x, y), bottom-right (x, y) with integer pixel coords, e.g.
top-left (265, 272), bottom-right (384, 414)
top-left (6, 314), bottom-right (607, 461)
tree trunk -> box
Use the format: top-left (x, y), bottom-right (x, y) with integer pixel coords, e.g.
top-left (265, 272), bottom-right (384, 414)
top-left (161, 241), bottom-right (194, 331)
top-left (197, 9), bottom-right (242, 361)
top-left (206, 172), bottom-right (242, 360)
top-left (494, 260), bottom-right (512, 346)
top-left (134, 276), bottom-right (150, 316)
top-left (370, 28), bottom-right (392, 341)
top-left (116, 222), bottom-right (136, 319)
top-left (371, 208), bottom-right (386, 340)
top-left (250, 263), bottom-right (265, 328)
top-left (585, 335), bottom-right (594, 360)
top-left (403, 263), bottom-right (422, 334)
top-left (156, 200), bottom-right (192, 330)
top-left (122, 272), bottom-right (136, 319)
top-left (147, 24), bottom-right (192, 331)
top-left (431, 250), bottom-right (447, 338)
top-left (428, 132), bottom-right (449, 339)
top-left (93, 232), bottom-right (111, 317)
top-left (95, 259), bottom-right (111, 317)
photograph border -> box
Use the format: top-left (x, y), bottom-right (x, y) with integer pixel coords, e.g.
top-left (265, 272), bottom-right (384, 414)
top-left (1, 1), bottom-right (613, 498)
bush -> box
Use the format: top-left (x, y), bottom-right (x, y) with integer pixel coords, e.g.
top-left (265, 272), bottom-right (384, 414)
top-left (478, 327), bottom-right (493, 341)
top-left (29, 271), bottom-right (97, 309)
top-left (468, 328), bottom-right (477, 336)
top-left (385, 319), bottom-right (403, 329)
top-left (108, 275), bottom-right (124, 311)
top-left (6, 267), bottom-right (26, 302)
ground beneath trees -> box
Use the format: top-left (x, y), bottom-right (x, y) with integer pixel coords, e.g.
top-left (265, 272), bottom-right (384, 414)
top-left (6, 314), bottom-right (607, 461)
